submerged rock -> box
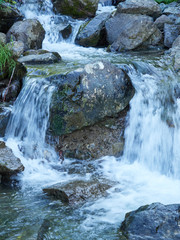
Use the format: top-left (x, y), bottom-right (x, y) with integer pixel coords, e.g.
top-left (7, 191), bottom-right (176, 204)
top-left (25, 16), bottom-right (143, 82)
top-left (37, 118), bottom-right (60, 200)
top-left (6, 19), bottom-right (45, 51)
top-left (119, 202), bottom-right (180, 240)
top-left (0, 141), bottom-right (24, 176)
top-left (49, 60), bottom-right (135, 136)
top-left (43, 180), bottom-right (111, 204)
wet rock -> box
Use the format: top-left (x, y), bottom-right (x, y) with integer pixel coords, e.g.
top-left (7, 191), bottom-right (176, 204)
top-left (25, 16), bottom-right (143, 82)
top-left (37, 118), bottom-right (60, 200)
top-left (60, 24), bottom-right (72, 40)
top-left (49, 61), bottom-right (135, 136)
top-left (0, 2), bottom-right (23, 33)
top-left (0, 141), bottom-right (24, 176)
top-left (119, 202), bottom-right (180, 240)
top-left (43, 180), bottom-right (111, 204)
top-left (51, 0), bottom-right (99, 19)
top-left (164, 24), bottom-right (180, 48)
top-left (0, 33), bottom-right (6, 44)
top-left (117, 0), bottom-right (162, 18)
top-left (0, 103), bottom-right (11, 137)
top-left (18, 52), bottom-right (61, 65)
top-left (75, 12), bottom-right (111, 47)
top-left (37, 219), bottom-right (51, 240)
top-left (105, 13), bottom-right (160, 51)
top-left (172, 35), bottom-right (180, 48)
top-left (154, 15), bottom-right (173, 31)
top-left (7, 41), bottom-right (25, 58)
top-left (6, 19), bottom-right (45, 51)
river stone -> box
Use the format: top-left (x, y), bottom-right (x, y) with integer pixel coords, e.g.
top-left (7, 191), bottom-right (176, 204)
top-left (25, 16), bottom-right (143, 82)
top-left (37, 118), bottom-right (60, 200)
top-left (0, 141), bottom-right (24, 175)
top-left (0, 33), bottom-right (6, 44)
top-left (119, 202), bottom-right (180, 240)
top-left (172, 35), bottom-right (180, 48)
top-left (7, 41), bottom-right (25, 58)
top-left (164, 24), bottom-right (180, 48)
top-left (51, 0), bottom-right (99, 19)
top-left (60, 24), bottom-right (72, 39)
top-left (6, 19), bottom-right (45, 51)
top-left (0, 2), bottom-right (23, 33)
top-left (117, 0), bottom-right (162, 18)
top-left (105, 13), bottom-right (159, 51)
top-left (49, 60), bottom-right (135, 135)
top-left (154, 15), bottom-right (173, 31)
top-left (0, 104), bottom-right (11, 137)
top-left (18, 52), bottom-right (61, 64)
top-left (141, 28), bottom-right (162, 48)
top-left (75, 12), bottom-right (111, 47)
top-left (43, 180), bottom-right (111, 204)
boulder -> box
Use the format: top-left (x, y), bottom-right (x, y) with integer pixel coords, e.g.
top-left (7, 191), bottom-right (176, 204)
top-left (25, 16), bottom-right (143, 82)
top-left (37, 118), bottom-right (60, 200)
top-left (51, 0), bottom-right (99, 19)
top-left (0, 103), bottom-right (11, 137)
top-left (49, 61), bottom-right (135, 135)
top-left (6, 19), bottom-right (45, 51)
top-left (117, 0), bottom-right (162, 18)
top-left (164, 24), bottom-right (180, 48)
top-left (0, 141), bottom-right (24, 176)
top-left (0, 33), bottom-right (6, 44)
top-left (43, 180), bottom-right (111, 204)
top-left (172, 35), bottom-right (180, 48)
top-left (163, 4), bottom-right (180, 16)
top-left (7, 41), bottom-right (25, 58)
top-left (60, 24), bottom-right (72, 40)
top-left (18, 52), bottom-right (61, 65)
top-left (119, 203), bottom-right (180, 240)
top-left (154, 15), bottom-right (173, 31)
top-left (0, 2), bottom-right (23, 33)
top-left (105, 13), bottom-right (159, 51)
top-left (75, 12), bottom-right (111, 47)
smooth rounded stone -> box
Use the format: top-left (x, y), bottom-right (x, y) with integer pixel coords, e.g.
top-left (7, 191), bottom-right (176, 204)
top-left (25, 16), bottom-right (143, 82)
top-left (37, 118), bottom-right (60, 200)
top-left (119, 203), bottom-right (180, 240)
top-left (75, 12), bottom-right (111, 47)
top-left (49, 60), bottom-right (135, 135)
top-left (6, 19), bottom-right (45, 51)
top-left (105, 13), bottom-right (158, 51)
top-left (154, 15), bottom-right (173, 31)
top-left (23, 49), bottom-right (49, 56)
top-left (7, 41), bottom-right (25, 58)
top-left (18, 52), bottom-right (61, 64)
top-left (164, 23), bottom-right (180, 48)
top-left (117, 0), bottom-right (162, 18)
top-left (0, 141), bottom-right (24, 175)
top-left (43, 180), bottom-right (112, 204)
top-left (51, 0), bottom-right (99, 19)
top-left (0, 2), bottom-right (23, 33)
top-left (0, 33), bottom-right (6, 44)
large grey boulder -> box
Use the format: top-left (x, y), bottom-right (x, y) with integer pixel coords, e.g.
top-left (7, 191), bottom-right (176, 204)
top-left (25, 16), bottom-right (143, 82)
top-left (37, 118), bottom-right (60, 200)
top-left (51, 0), bottom-right (99, 19)
top-left (75, 12), bottom-right (111, 47)
top-left (0, 141), bottom-right (24, 176)
top-left (105, 13), bottom-right (160, 51)
top-left (6, 19), bottom-right (45, 51)
top-left (119, 203), bottom-right (180, 240)
top-left (7, 41), bottom-right (25, 58)
top-left (0, 33), bottom-right (6, 44)
top-left (43, 180), bottom-right (111, 204)
top-left (49, 60), bottom-right (135, 135)
top-left (164, 24), bottom-right (180, 48)
top-left (154, 15), bottom-right (173, 31)
top-left (117, 0), bottom-right (162, 18)
top-left (0, 2), bottom-right (23, 33)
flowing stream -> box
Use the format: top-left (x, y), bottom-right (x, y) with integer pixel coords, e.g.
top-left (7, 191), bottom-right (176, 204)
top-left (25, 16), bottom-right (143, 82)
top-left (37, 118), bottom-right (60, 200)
top-left (1, 1), bottom-right (180, 240)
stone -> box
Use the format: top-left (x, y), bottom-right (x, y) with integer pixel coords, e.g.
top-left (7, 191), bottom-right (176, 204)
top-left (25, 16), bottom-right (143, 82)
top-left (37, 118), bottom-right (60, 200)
top-left (75, 12), bottom-right (111, 47)
top-left (105, 13), bottom-right (159, 51)
top-left (7, 41), bottom-right (25, 58)
top-left (119, 203), bottom-right (180, 240)
top-left (18, 52), bottom-right (61, 64)
top-left (141, 28), bottom-right (162, 48)
top-left (154, 15), bottom-right (173, 31)
top-left (164, 24), bottom-right (180, 48)
top-left (49, 61), bottom-right (135, 136)
top-left (0, 141), bottom-right (24, 175)
top-left (174, 51), bottom-right (180, 72)
top-left (163, 4), bottom-right (180, 16)
top-left (6, 19), bottom-right (45, 51)
top-left (51, 0), bottom-right (99, 19)
top-left (0, 2), bottom-right (23, 33)
top-left (43, 180), bottom-right (111, 204)
top-left (172, 35), bottom-right (180, 48)
top-left (60, 24), bottom-right (72, 39)
top-left (117, 0), bottom-right (162, 18)
top-left (0, 33), bottom-right (6, 44)
top-left (0, 103), bottom-right (11, 137)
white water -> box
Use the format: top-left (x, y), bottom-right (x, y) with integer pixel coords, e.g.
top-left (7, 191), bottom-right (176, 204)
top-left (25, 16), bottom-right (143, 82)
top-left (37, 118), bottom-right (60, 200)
top-left (3, 0), bottom-right (180, 238)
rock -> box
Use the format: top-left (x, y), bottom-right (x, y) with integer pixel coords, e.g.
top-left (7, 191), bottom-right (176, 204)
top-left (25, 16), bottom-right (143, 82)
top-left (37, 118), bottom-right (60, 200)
top-left (154, 15), bottom-right (173, 31)
top-left (0, 33), bottom-right (6, 44)
top-left (43, 180), bottom-right (111, 204)
top-left (49, 61), bottom-right (135, 136)
top-left (18, 52), bottom-right (61, 64)
top-left (105, 13), bottom-right (159, 51)
top-left (174, 51), bottom-right (180, 72)
top-left (172, 35), bottom-right (180, 48)
top-left (164, 24), bottom-right (180, 48)
top-left (7, 41), bottom-right (25, 58)
top-left (0, 141), bottom-right (24, 176)
top-left (60, 24), bottom-right (72, 39)
top-left (163, 4), bottom-right (180, 16)
top-left (119, 203), bottom-right (180, 240)
top-left (37, 219), bottom-right (51, 240)
top-left (6, 19), bottom-right (45, 51)
top-left (141, 28), bottom-right (162, 48)
top-left (117, 0), bottom-right (162, 18)
top-left (0, 103), bottom-right (11, 137)
top-left (0, 2), bottom-right (23, 33)
top-left (51, 0), bottom-right (99, 19)
top-left (75, 12), bottom-right (111, 47)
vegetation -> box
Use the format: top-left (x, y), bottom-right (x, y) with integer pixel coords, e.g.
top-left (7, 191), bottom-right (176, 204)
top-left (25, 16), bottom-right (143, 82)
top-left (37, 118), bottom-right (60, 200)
top-left (155, 0), bottom-right (177, 4)
top-left (0, 43), bottom-right (16, 76)
top-left (0, 0), bottom-right (16, 4)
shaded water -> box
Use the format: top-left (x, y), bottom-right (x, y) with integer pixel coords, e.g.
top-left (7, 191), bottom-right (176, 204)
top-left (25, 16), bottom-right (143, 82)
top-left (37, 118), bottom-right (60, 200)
top-left (1, 1), bottom-right (180, 240)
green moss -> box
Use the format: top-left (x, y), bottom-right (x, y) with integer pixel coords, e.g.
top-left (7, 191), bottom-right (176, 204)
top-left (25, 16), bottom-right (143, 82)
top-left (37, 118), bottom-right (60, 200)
top-left (155, 0), bottom-right (177, 3)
